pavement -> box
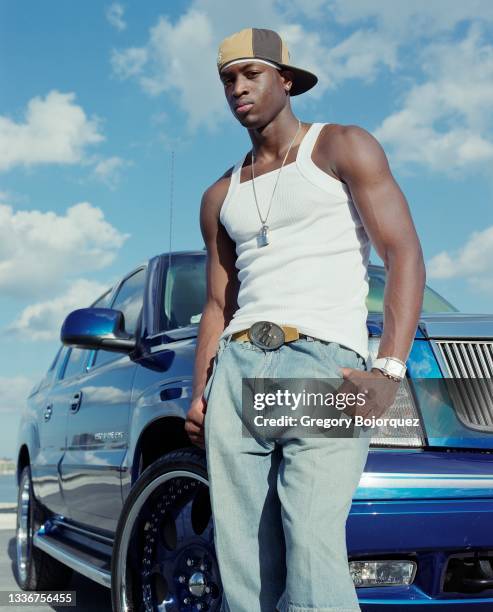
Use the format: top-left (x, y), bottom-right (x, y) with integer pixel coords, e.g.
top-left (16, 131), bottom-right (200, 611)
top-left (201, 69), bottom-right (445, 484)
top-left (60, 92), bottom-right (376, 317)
top-left (0, 515), bottom-right (112, 612)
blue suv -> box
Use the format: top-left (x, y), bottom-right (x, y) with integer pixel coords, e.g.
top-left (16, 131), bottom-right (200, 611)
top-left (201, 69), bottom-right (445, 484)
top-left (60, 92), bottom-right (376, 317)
top-left (14, 250), bottom-right (493, 611)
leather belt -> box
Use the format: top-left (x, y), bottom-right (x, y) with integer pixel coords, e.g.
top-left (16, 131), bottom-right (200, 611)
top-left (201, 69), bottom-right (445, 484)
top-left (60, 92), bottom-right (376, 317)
top-left (230, 321), bottom-right (313, 351)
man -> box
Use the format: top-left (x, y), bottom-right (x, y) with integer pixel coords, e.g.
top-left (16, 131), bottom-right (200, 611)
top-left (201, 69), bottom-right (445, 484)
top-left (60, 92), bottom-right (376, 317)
top-left (185, 27), bottom-right (426, 612)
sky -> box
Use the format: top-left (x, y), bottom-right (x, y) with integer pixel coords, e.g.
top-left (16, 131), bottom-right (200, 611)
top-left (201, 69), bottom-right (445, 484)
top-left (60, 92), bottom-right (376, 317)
top-left (1, 0), bottom-right (493, 459)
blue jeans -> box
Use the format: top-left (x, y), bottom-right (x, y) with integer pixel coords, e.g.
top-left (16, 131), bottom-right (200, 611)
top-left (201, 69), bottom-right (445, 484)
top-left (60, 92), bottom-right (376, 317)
top-left (204, 334), bottom-right (371, 612)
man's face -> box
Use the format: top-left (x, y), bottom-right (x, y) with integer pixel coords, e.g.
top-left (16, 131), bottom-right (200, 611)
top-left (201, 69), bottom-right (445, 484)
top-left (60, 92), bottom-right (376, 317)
top-left (219, 61), bottom-right (292, 128)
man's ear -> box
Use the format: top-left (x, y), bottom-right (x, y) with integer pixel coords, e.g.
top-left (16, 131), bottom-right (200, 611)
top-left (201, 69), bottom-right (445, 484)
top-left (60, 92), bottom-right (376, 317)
top-left (279, 69), bottom-right (294, 94)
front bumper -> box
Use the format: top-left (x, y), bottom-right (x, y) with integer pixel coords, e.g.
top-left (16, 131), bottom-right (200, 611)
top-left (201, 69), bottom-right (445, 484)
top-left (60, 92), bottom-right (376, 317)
top-left (347, 497), bottom-right (493, 609)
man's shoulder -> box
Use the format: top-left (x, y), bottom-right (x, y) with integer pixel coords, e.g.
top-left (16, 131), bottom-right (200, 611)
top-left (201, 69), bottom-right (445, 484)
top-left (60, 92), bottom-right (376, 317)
top-left (202, 166), bottom-right (235, 204)
top-left (200, 165), bottom-right (240, 222)
top-left (316, 122), bottom-right (387, 180)
top-left (317, 123), bottom-right (384, 167)
top-left (319, 122), bottom-right (375, 148)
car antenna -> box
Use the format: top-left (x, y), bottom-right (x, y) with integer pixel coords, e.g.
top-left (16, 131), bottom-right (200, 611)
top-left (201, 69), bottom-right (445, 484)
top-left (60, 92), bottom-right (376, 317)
top-left (168, 150), bottom-right (175, 274)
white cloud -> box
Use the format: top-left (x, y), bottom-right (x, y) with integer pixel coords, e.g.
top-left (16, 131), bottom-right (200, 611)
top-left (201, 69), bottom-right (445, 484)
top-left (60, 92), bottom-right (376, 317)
top-left (0, 376), bottom-right (37, 413)
top-left (106, 3), bottom-right (127, 31)
top-left (283, 0), bottom-right (328, 20)
top-left (324, 28), bottom-right (398, 83)
top-left (112, 9), bottom-right (223, 130)
top-left (92, 156), bottom-right (132, 189)
top-left (0, 90), bottom-right (104, 171)
top-left (107, 0), bottom-right (436, 130)
top-left (469, 277), bottom-right (493, 294)
top-left (327, 0), bottom-right (493, 36)
top-left (427, 226), bottom-right (493, 291)
top-left (111, 46), bottom-right (148, 78)
top-left (110, 1), bottom-right (374, 128)
top-left (375, 25), bottom-right (493, 171)
top-left (5, 279), bottom-right (112, 341)
top-left (150, 111), bottom-right (168, 125)
top-left (110, 1), bottom-right (357, 129)
top-left (108, 0), bottom-right (493, 170)
top-left (0, 201), bottom-right (130, 299)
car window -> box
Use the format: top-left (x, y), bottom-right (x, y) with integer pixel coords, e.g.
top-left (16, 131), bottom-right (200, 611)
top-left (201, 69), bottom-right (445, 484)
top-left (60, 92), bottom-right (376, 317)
top-left (367, 272), bottom-right (458, 313)
top-left (48, 345), bottom-right (63, 372)
top-left (55, 346), bottom-right (69, 380)
top-left (162, 255), bottom-right (206, 330)
top-left (111, 268), bottom-right (146, 335)
top-left (156, 256), bottom-right (458, 330)
top-left (367, 275), bottom-right (386, 314)
top-left (93, 268), bottom-right (146, 368)
top-left (37, 345), bottom-right (64, 391)
top-left (421, 285), bottom-right (459, 313)
top-left (90, 288), bottom-right (113, 308)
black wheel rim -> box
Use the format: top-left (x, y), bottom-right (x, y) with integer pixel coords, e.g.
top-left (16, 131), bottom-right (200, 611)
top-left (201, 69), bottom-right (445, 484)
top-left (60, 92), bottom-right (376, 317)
top-left (129, 474), bottom-right (222, 612)
top-left (16, 472), bottom-right (31, 584)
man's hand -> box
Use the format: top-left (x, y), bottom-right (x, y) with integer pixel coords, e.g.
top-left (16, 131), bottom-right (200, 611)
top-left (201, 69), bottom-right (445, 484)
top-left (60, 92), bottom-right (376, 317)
top-left (185, 396), bottom-right (207, 449)
top-left (338, 367), bottom-right (401, 420)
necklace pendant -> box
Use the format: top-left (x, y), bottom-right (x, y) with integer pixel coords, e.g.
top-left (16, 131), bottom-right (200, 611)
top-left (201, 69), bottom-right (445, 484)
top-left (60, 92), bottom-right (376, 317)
top-left (258, 224), bottom-right (270, 247)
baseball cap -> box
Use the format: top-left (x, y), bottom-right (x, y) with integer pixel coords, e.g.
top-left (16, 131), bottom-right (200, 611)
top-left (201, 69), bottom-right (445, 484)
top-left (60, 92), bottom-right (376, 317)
top-left (217, 28), bottom-right (318, 96)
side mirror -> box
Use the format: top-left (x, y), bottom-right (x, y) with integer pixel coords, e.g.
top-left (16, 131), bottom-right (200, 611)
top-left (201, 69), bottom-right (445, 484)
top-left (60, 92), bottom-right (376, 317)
top-left (60, 308), bottom-right (137, 353)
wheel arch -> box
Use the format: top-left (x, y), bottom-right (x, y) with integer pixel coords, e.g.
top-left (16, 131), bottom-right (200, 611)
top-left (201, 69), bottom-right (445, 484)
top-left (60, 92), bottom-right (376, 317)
top-left (131, 416), bottom-right (197, 485)
top-left (17, 445), bottom-right (30, 487)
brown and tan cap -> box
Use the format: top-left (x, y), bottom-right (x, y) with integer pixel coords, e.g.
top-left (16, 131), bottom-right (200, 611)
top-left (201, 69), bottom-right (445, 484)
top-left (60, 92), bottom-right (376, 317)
top-left (217, 28), bottom-right (318, 96)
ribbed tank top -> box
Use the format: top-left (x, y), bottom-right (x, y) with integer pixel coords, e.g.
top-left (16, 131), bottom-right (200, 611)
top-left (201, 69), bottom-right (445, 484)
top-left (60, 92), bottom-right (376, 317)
top-left (219, 122), bottom-right (371, 362)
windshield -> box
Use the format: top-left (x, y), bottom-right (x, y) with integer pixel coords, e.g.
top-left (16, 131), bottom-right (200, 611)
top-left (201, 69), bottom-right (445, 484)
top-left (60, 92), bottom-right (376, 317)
top-left (367, 270), bottom-right (458, 314)
top-left (161, 255), bottom-right (458, 329)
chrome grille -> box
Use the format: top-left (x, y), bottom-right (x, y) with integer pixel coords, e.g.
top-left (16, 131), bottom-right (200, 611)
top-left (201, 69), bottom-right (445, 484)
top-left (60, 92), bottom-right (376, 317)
top-left (434, 340), bottom-right (493, 431)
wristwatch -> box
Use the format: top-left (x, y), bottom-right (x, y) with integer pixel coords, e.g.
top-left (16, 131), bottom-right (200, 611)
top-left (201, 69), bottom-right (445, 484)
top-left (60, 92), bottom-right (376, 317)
top-left (371, 357), bottom-right (407, 382)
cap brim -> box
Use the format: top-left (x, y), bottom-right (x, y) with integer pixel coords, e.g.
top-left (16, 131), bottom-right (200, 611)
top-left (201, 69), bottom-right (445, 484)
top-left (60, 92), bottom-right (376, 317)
top-left (278, 64), bottom-right (318, 96)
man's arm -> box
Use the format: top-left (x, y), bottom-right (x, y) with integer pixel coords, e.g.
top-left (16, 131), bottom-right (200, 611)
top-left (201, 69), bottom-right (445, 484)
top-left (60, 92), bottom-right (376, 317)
top-left (330, 125), bottom-right (426, 365)
top-left (193, 175), bottom-right (239, 400)
top-left (185, 172), bottom-right (239, 448)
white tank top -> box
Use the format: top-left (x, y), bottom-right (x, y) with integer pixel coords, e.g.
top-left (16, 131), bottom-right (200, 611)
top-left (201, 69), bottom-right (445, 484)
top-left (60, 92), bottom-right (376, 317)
top-left (218, 122), bottom-right (371, 362)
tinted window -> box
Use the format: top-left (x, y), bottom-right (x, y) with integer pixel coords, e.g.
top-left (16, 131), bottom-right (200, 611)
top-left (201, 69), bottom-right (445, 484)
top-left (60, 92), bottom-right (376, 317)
top-left (368, 271), bottom-right (458, 314)
top-left (85, 288), bottom-right (115, 369)
top-left (38, 345), bottom-right (64, 390)
top-left (55, 346), bottom-right (69, 379)
top-left (93, 268), bottom-right (145, 368)
top-left (90, 288), bottom-right (113, 308)
top-left (48, 345), bottom-right (63, 372)
top-left (158, 256), bottom-right (458, 327)
top-left (163, 255), bottom-right (206, 329)
top-left (63, 347), bottom-right (90, 379)
top-left (112, 269), bottom-right (146, 335)
top-left (422, 285), bottom-right (458, 313)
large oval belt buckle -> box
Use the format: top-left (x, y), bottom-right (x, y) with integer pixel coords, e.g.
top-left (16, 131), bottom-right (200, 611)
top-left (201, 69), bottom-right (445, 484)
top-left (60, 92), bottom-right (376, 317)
top-left (248, 321), bottom-right (285, 351)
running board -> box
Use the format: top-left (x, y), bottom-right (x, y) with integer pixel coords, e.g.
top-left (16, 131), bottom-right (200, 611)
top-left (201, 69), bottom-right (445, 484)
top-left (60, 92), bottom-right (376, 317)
top-left (33, 532), bottom-right (112, 588)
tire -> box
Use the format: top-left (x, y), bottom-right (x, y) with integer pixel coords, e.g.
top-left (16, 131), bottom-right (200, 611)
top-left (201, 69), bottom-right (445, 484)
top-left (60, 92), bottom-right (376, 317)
top-left (15, 465), bottom-right (73, 590)
top-left (111, 448), bottom-right (223, 612)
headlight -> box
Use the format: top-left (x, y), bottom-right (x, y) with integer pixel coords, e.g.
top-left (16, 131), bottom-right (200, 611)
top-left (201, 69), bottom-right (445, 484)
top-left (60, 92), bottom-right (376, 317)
top-left (349, 559), bottom-right (416, 587)
top-left (366, 338), bottom-right (425, 447)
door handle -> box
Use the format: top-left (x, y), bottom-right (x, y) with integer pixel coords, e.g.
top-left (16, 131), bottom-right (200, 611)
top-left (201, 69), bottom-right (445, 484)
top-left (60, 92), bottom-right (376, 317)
top-left (43, 404), bottom-right (53, 421)
top-left (70, 391), bottom-right (83, 413)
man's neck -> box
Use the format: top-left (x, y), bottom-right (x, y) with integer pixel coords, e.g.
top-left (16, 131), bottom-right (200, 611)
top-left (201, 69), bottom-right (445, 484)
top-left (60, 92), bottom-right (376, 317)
top-left (248, 109), bottom-right (301, 163)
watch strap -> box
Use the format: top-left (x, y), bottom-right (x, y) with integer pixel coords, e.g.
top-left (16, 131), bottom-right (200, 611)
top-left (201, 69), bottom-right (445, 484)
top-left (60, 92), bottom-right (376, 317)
top-left (372, 357), bottom-right (407, 380)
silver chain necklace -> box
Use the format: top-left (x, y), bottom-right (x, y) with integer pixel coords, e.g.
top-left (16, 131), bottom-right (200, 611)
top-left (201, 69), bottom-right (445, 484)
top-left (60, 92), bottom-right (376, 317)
top-left (251, 119), bottom-right (302, 247)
